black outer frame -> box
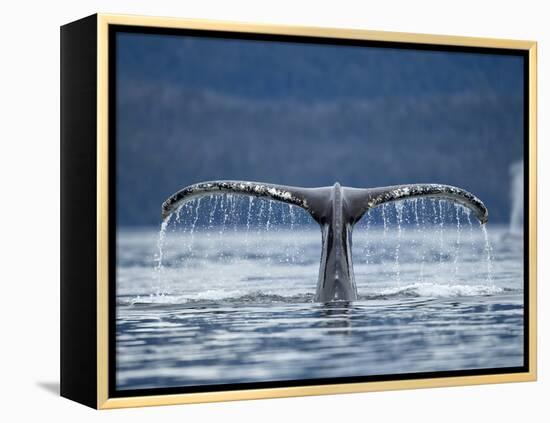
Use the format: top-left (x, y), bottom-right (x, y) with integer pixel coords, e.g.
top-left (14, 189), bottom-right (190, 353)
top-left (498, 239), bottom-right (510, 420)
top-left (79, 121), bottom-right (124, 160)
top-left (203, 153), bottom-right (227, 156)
top-left (60, 14), bottom-right (98, 408)
top-left (60, 14), bottom-right (531, 409)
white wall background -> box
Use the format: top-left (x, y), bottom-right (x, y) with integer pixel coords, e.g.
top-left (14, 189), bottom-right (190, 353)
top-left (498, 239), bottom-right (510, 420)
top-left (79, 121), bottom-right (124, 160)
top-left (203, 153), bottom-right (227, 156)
top-left (0, 0), bottom-right (546, 421)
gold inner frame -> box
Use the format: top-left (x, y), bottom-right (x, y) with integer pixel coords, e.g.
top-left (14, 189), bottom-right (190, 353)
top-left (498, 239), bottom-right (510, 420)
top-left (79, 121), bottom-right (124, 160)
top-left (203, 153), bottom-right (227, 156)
top-left (96, 13), bottom-right (537, 409)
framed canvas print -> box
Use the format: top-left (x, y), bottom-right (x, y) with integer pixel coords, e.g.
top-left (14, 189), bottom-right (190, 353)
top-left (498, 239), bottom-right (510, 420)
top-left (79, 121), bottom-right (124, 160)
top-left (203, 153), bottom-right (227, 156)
top-left (60, 13), bottom-right (537, 409)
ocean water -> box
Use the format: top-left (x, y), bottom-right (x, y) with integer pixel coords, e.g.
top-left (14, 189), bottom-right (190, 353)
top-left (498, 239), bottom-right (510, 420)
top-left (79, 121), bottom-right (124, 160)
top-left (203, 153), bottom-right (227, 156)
top-left (116, 199), bottom-right (524, 390)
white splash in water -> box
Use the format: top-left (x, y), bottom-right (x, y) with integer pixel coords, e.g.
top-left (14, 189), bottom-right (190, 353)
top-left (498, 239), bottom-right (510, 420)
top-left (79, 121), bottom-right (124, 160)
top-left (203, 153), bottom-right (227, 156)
top-left (375, 282), bottom-right (503, 298)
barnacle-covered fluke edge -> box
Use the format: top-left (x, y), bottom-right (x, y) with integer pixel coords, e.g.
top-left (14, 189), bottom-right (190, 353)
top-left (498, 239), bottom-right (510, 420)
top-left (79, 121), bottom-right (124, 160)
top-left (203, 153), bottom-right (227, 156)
top-left (161, 180), bottom-right (311, 220)
top-left (363, 183), bottom-right (488, 224)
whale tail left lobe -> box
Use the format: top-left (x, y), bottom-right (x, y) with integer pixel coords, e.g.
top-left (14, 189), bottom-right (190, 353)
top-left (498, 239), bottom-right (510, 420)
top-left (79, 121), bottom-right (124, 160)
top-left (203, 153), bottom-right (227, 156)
top-left (161, 180), bottom-right (327, 222)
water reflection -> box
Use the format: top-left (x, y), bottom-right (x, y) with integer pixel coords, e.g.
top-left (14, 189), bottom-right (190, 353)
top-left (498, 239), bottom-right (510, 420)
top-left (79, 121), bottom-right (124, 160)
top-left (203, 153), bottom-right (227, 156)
top-left (316, 302), bottom-right (354, 335)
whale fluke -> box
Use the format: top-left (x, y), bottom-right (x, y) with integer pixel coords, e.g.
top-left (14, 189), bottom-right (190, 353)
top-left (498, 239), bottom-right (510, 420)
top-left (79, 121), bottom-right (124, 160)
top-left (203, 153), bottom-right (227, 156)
top-left (161, 181), bottom-right (488, 302)
top-left (344, 184), bottom-right (488, 225)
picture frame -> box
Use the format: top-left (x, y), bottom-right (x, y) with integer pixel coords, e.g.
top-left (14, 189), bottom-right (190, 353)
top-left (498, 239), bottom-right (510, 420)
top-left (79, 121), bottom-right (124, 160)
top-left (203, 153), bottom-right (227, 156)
top-left (60, 13), bottom-right (537, 409)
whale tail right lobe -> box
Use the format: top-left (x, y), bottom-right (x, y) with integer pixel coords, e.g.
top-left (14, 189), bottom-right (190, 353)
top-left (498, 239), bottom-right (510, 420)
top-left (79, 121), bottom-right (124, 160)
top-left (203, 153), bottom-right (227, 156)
top-left (343, 184), bottom-right (488, 225)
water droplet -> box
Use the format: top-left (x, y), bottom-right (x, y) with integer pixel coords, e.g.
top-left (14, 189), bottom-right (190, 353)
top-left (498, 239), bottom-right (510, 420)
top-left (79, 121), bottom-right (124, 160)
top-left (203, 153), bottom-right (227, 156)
top-left (438, 200), bottom-right (445, 272)
top-left (266, 199), bottom-right (273, 231)
top-left (394, 202), bottom-right (404, 285)
top-left (154, 214), bottom-right (173, 296)
top-left (453, 203), bottom-right (462, 281)
top-left (481, 224), bottom-right (494, 285)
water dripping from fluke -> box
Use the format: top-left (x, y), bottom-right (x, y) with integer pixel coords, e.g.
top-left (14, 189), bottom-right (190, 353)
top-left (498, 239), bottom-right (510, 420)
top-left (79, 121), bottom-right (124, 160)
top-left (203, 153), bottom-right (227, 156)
top-left (394, 202), bottom-right (404, 286)
top-left (153, 213), bottom-right (173, 297)
top-left (438, 199), bottom-right (445, 271)
top-left (453, 204), bottom-right (462, 282)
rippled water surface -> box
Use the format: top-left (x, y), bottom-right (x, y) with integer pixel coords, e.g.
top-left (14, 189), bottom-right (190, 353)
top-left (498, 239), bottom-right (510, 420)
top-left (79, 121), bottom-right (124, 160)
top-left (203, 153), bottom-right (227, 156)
top-left (116, 200), bottom-right (524, 390)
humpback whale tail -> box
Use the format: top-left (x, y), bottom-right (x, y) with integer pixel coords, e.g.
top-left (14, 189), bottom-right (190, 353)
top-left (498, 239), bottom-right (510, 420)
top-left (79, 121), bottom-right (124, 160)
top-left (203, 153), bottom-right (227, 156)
top-left (162, 181), bottom-right (488, 302)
